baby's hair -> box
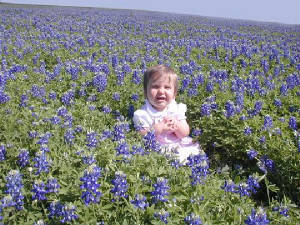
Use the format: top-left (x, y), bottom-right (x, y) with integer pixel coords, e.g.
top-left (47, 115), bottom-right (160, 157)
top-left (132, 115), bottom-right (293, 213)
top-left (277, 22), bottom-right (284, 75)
top-left (143, 64), bottom-right (178, 96)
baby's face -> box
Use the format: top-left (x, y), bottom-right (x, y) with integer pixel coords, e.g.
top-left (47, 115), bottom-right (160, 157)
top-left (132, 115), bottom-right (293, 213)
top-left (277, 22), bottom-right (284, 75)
top-left (146, 73), bottom-right (176, 111)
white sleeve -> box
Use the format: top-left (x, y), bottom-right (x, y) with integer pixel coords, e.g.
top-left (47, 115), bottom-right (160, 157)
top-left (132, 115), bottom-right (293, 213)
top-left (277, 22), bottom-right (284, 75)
top-left (176, 103), bottom-right (187, 120)
top-left (133, 109), bottom-right (152, 130)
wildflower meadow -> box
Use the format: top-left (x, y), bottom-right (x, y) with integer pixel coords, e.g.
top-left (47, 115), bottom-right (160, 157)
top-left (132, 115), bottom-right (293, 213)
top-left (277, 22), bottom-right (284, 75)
top-left (0, 4), bottom-right (299, 225)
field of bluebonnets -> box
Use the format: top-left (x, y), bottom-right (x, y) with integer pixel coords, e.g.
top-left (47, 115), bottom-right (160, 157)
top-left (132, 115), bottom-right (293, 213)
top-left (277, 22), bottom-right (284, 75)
top-left (0, 3), bottom-right (299, 225)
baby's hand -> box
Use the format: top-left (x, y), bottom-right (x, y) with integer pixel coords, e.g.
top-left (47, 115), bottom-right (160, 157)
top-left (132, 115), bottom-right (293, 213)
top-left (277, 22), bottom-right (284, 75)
top-left (162, 116), bottom-right (178, 132)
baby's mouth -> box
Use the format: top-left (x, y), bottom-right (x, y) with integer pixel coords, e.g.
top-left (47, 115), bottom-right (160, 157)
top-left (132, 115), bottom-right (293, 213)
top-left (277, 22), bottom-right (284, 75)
top-left (156, 96), bottom-right (165, 101)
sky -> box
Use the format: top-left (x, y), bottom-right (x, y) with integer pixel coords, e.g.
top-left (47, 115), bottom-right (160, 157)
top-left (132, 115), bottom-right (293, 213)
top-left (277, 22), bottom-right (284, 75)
top-left (2, 0), bottom-right (300, 25)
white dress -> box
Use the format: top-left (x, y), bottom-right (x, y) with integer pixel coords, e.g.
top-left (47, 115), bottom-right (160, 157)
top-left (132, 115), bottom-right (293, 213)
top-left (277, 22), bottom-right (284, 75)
top-left (133, 99), bottom-right (201, 163)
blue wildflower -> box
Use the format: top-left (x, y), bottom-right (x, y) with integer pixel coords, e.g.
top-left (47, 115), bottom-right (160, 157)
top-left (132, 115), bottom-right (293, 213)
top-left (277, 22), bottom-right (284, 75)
top-left (200, 103), bottom-right (211, 116)
top-left (111, 171), bottom-right (129, 201)
top-left (184, 213), bottom-right (202, 225)
top-left (245, 208), bottom-right (269, 225)
top-left (33, 151), bottom-right (50, 175)
top-left (5, 170), bottom-right (24, 210)
top-left (64, 129), bottom-right (75, 145)
top-left (247, 175), bottom-right (260, 194)
top-left (246, 149), bottom-right (258, 160)
top-left (46, 177), bottom-right (60, 193)
top-left (263, 115), bottom-right (273, 130)
top-left (0, 144), bottom-right (6, 161)
top-left (80, 164), bottom-right (102, 205)
top-left (17, 149), bottom-right (30, 167)
top-left (130, 194), bottom-right (149, 210)
top-left (289, 116), bottom-right (297, 130)
top-left (244, 126), bottom-right (252, 136)
top-left (224, 100), bottom-right (235, 118)
top-left (151, 177), bottom-right (169, 203)
top-left (86, 131), bottom-right (99, 148)
top-left (115, 141), bottom-right (130, 156)
top-left (32, 180), bottom-right (47, 201)
top-left (93, 73), bottom-right (107, 93)
top-left (60, 204), bottom-right (78, 223)
top-left (143, 131), bottom-right (161, 153)
top-left (221, 180), bottom-right (236, 193)
top-left (131, 145), bottom-right (145, 155)
top-left (154, 209), bottom-right (169, 224)
top-left (273, 99), bottom-right (282, 107)
top-left (186, 150), bottom-right (209, 185)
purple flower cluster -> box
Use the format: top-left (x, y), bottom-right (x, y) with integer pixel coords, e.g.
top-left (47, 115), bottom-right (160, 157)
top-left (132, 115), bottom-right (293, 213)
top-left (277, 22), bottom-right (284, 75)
top-left (154, 209), bottom-right (169, 224)
top-left (186, 150), bottom-right (209, 185)
top-left (80, 164), bottom-right (102, 205)
top-left (86, 131), bottom-right (99, 148)
top-left (111, 171), bottom-right (128, 201)
top-left (221, 175), bottom-right (260, 197)
top-left (0, 144), bottom-right (6, 161)
top-left (143, 131), bottom-right (161, 153)
top-left (151, 177), bottom-right (169, 203)
top-left (33, 151), bottom-right (51, 175)
top-left (32, 180), bottom-right (47, 201)
top-left (48, 201), bottom-right (78, 223)
top-left (130, 194), bottom-right (149, 210)
top-left (4, 170), bottom-right (24, 210)
top-left (245, 208), bottom-right (269, 225)
top-left (184, 213), bottom-right (202, 225)
top-left (258, 155), bottom-right (275, 174)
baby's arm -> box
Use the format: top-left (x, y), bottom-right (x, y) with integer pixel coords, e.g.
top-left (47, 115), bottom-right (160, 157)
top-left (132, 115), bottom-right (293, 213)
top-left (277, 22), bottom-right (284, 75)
top-left (173, 119), bottom-right (190, 139)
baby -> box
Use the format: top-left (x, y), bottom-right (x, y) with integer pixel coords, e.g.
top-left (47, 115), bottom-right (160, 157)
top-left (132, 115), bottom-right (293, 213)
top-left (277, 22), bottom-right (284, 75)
top-left (133, 65), bottom-right (200, 163)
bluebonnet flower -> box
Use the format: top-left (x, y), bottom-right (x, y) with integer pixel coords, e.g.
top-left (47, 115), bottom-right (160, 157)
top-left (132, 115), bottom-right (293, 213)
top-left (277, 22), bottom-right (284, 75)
top-left (130, 194), bottom-right (149, 210)
top-left (224, 100), bottom-right (235, 118)
top-left (60, 203), bottom-right (78, 223)
top-left (80, 164), bottom-right (102, 205)
top-left (0, 90), bottom-right (10, 104)
top-left (180, 77), bottom-right (191, 92)
top-left (64, 129), bottom-right (75, 145)
top-left (100, 130), bottom-right (113, 141)
top-left (111, 171), bottom-right (129, 201)
top-left (86, 131), bottom-right (99, 148)
top-left (113, 92), bottom-right (120, 101)
top-left (245, 208), bottom-right (269, 225)
top-left (237, 183), bottom-right (251, 197)
top-left (200, 103), bottom-right (211, 116)
top-left (246, 149), bottom-right (258, 160)
top-left (113, 124), bottom-right (126, 141)
top-left (48, 200), bottom-right (63, 218)
top-left (272, 205), bottom-right (289, 217)
top-left (154, 209), bottom-right (169, 224)
top-left (184, 213), bottom-right (202, 225)
top-left (28, 130), bottom-right (38, 139)
top-left (247, 175), bottom-right (260, 194)
top-left (88, 105), bottom-right (96, 111)
top-left (206, 81), bottom-right (214, 92)
top-left (131, 70), bottom-right (141, 84)
top-left (143, 131), bottom-right (161, 153)
top-left (191, 128), bottom-right (202, 137)
top-left (258, 155), bottom-right (275, 174)
top-left (187, 88), bottom-right (198, 97)
top-left (17, 149), bottom-right (30, 167)
top-left (1, 195), bottom-right (15, 208)
top-left (259, 136), bottom-right (266, 144)
top-left (102, 105), bottom-right (111, 114)
top-left (0, 144), bottom-right (6, 161)
top-left (244, 126), bottom-right (252, 136)
top-left (5, 170), bottom-right (24, 210)
top-left (36, 132), bottom-right (51, 145)
top-left (46, 177), bottom-right (60, 193)
top-left (288, 116), bottom-right (297, 130)
top-left (186, 150), bottom-right (209, 185)
top-left (82, 154), bottom-right (96, 165)
top-left (50, 116), bottom-right (61, 125)
top-left (115, 141), bottom-right (130, 156)
top-left (279, 84), bottom-right (288, 96)
top-left (70, 125), bottom-right (80, 134)
top-left (93, 74), bottom-right (107, 93)
top-left (263, 115), bottom-right (273, 130)
top-left (32, 180), bottom-right (47, 201)
top-left (273, 99), bottom-right (282, 107)
top-left (33, 151), bottom-right (50, 175)
top-left (151, 177), bottom-right (169, 203)
top-left (48, 91), bottom-right (57, 100)
top-left (131, 93), bottom-right (139, 102)
top-left (57, 106), bottom-right (68, 117)
top-left (221, 180), bottom-right (236, 193)
top-left (131, 145), bottom-right (145, 155)
top-left (61, 90), bottom-right (75, 106)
